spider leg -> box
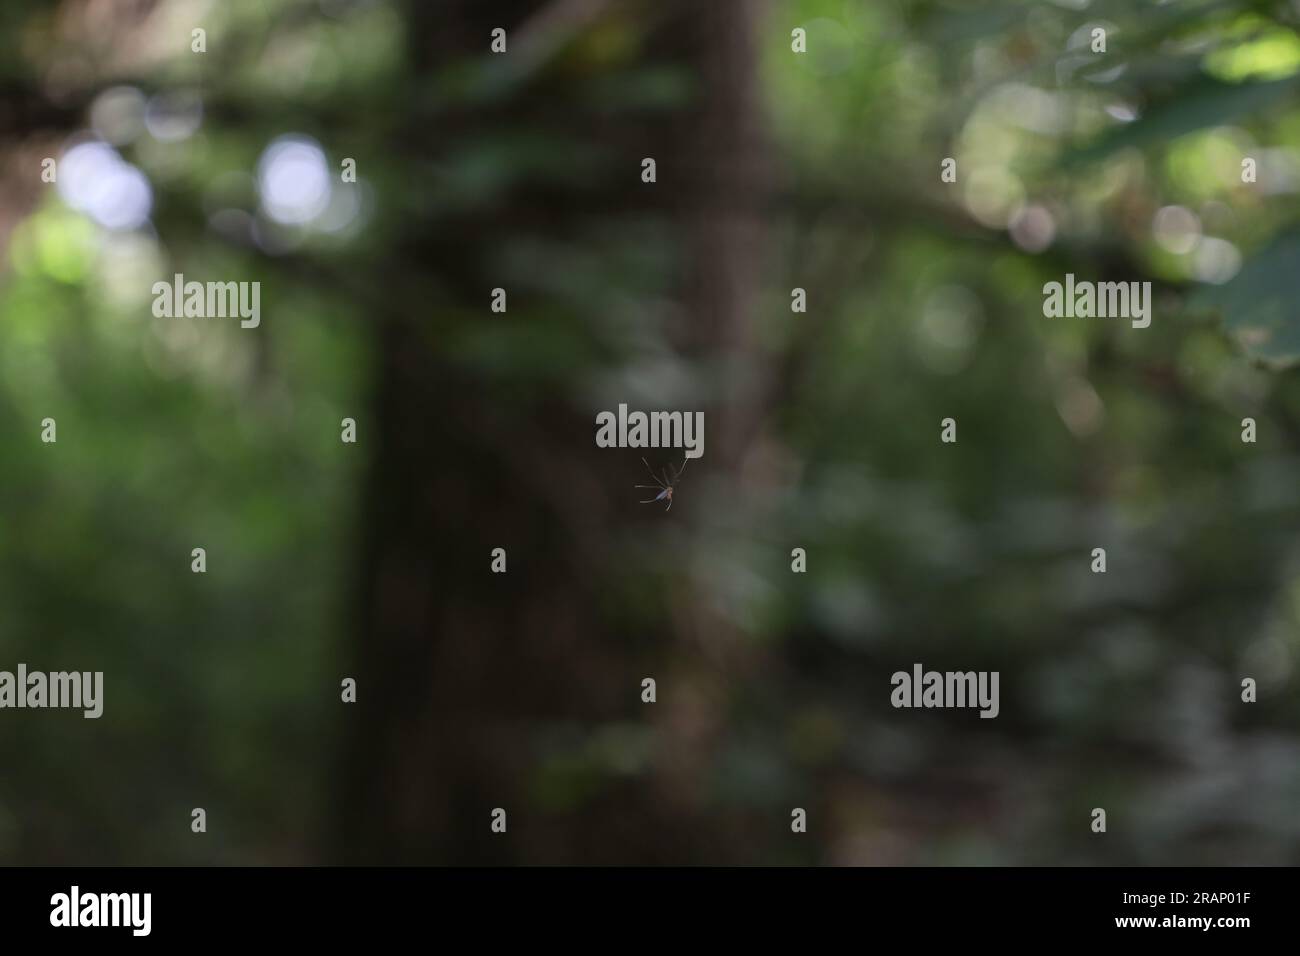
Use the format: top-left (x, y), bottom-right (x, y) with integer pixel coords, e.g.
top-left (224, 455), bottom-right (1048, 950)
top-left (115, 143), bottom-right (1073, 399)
top-left (641, 457), bottom-right (663, 485)
top-left (665, 496), bottom-right (672, 512)
top-left (634, 484), bottom-right (663, 490)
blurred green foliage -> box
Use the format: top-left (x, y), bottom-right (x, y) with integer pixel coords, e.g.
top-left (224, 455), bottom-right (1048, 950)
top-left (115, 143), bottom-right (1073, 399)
top-left (2, 0), bottom-right (1300, 864)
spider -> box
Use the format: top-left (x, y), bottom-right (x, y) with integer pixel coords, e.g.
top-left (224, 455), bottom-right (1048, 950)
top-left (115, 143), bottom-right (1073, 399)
top-left (636, 456), bottom-right (687, 512)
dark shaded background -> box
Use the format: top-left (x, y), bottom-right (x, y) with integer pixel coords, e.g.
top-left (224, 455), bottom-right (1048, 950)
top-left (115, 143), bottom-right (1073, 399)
top-left (2, 0), bottom-right (1300, 865)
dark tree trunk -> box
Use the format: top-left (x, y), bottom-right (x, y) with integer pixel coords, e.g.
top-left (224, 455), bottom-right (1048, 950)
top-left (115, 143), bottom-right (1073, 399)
top-left (336, 0), bottom-right (770, 864)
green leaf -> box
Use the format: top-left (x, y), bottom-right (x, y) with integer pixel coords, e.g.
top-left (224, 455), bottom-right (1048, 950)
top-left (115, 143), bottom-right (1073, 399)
top-left (1065, 73), bottom-right (1300, 167)
top-left (1194, 230), bottom-right (1300, 367)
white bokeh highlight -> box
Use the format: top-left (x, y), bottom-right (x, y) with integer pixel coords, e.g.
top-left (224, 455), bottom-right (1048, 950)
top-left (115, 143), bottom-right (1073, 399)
top-left (257, 135), bottom-right (331, 226)
top-left (57, 141), bottom-right (153, 231)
